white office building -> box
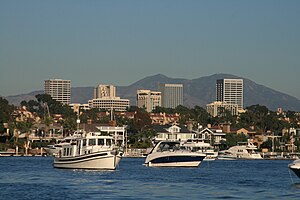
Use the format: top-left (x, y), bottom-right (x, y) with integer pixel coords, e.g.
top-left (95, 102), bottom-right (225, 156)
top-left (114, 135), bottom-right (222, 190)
top-left (69, 103), bottom-right (90, 114)
top-left (44, 79), bottom-right (71, 104)
top-left (94, 84), bottom-right (116, 99)
top-left (89, 83), bottom-right (130, 111)
top-left (206, 101), bottom-right (239, 117)
top-left (137, 90), bottom-right (161, 112)
top-left (216, 79), bottom-right (243, 110)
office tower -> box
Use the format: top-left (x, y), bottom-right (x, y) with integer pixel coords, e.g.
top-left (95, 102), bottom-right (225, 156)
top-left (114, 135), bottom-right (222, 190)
top-left (94, 84), bottom-right (116, 99)
top-left (44, 79), bottom-right (71, 104)
top-left (89, 83), bottom-right (130, 111)
top-left (159, 84), bottom-right (183, 109)
top-left (137, 90), bottom-right (161, 112)
top-left (216, 79), bottom-right (243, 110)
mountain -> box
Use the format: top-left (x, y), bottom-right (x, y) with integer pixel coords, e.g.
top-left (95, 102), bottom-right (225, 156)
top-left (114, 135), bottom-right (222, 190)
top-left (117, 73), bottom-right (300, 111)
top-left (4, 74), bottom-right (300, 111)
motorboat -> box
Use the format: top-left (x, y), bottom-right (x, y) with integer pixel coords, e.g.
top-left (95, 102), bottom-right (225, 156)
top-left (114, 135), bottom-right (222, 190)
top-left (217, 151), bottom-right (237, 160)
top-left (218, 140), bottom-right (262, 160)
top-left (53, 131), bottom-right (123, 170)
top-left (181, 139), bottom-right (218, 161)
top-left (144, 141), bottom-right (206, 167)
top-left (288, 159), bottom-right (300, 178)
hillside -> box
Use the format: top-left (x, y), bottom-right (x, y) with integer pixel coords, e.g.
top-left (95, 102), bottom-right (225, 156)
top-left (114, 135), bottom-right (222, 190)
top-left (4, 74), bottom-right (300, 111)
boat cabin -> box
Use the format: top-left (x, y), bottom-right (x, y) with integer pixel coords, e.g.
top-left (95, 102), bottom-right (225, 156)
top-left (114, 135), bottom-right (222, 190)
top-left (57, 133), bottom-right (115, 158)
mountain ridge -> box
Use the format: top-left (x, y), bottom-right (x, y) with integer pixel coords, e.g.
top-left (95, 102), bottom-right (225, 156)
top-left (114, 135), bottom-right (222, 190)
top-left (4, 73), bottom-right (300, 111)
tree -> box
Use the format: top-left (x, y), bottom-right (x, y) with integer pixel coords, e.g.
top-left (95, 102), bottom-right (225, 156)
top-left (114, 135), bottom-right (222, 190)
top-left (125, 106), bottom-right (155, 148)
top-left (80, 108), bottom-right (102, 124)
top-left (0, 97), bottom-right (15, 133)
top-left (152, 106), bottom-right (175, 114)
top-left (260, 139), bottom-right (280, 152)
top-left (225, 133), bottom-right (248, 148)
top-left (192, 106), bottom-right (210, 126)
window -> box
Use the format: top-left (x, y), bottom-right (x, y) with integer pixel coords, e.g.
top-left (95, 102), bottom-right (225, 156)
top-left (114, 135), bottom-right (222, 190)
top-left (89, 139), bottom-right (96, 146)
top-left (98, 139), bottom-right (104, 145)
top-left (83, 139), bottom-right (87, 146)
top-left (106, 139), bottom-right (112, 146)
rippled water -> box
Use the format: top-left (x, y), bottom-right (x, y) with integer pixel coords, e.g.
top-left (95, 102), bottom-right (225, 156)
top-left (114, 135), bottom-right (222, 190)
top-left (1, 157), bottom-right (300, 199)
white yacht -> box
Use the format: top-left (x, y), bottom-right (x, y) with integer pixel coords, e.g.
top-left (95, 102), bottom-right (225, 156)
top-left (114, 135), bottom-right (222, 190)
top-left (181, 139), bottom-right (218, 161)
top-left (53, 131), bottom-right (123, 170)
top-left (144, 141), bottom-right (206, 167)
top-left (218, 140), bottom-right (262, 160)
top-left (217, 151), bottom-right (237, 160)
top-left (288, 159), bottom-right (300, 178)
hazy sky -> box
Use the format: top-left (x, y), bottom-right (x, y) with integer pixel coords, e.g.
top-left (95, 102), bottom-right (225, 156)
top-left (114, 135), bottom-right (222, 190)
top-left (1, 0), bottom-right (300, 99)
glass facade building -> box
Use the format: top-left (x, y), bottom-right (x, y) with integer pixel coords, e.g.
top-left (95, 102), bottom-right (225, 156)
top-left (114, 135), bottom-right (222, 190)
top-left (159, 84), bottom-right (183, 109)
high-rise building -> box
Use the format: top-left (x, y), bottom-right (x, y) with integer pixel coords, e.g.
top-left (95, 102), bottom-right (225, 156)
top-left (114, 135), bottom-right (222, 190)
top-left (216, 79), bottom-right (243, 110)
top-left (44, 79), bottom-right (71, 104)
top-left (89, 83), bottom-right (130, 111)
top-left (137, 90), bottom-right (161, 112)
top-left (94, 84), bottom-right (116, 99)
top-left (159, 84), bottom-right (183, 109)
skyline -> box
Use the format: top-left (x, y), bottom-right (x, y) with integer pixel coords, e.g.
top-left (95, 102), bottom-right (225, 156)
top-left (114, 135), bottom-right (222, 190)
top-left (1, 1), bottom-right (300, 99)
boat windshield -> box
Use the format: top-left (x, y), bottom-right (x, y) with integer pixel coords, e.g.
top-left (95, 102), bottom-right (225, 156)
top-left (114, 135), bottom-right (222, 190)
top-left (158, 142), bottom-right (180, 152)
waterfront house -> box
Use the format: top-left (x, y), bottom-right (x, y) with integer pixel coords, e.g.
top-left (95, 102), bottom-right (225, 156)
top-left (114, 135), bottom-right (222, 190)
top-left (152, 124), bottom-right (195, 143)
top-left (193, 127), bottom-right (226, 149)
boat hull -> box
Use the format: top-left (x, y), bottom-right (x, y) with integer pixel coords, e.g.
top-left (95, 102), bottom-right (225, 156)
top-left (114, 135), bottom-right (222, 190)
top-left (290, 168), bottom-right (300, 179)
top-left (53, 151), bottom-right (122, 170)
top-left (145, 154), bottom-right (205, 167)
top-left (289, 160), bottom-right (300, 178)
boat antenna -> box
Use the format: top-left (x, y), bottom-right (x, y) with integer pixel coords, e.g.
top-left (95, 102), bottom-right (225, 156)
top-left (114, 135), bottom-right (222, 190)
top-left (76, 111), bottom-right (80, 131)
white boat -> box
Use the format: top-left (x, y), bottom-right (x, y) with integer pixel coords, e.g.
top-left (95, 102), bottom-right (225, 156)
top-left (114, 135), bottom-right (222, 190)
top-left (288, 159), bottom-right (300, 178)
top-left (144, 141), bottom-right (206, 167)
top-left (218, 140), bottom-right (262, 160)
top-left (53, 131), bottom-right (123, 170)
top-left (44, 144), bottom-right (60, 156)
top-left (217, 151), bottom-right (237, 160)
top-left (181, 139), bottom-right (218, 161)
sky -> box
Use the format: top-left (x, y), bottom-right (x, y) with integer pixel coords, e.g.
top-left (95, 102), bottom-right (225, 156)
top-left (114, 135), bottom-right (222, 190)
top-left (0, 0), bottom-right (300, 99)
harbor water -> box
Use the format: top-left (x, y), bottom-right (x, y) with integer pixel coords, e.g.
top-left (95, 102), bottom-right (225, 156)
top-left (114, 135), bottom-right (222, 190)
top-left (1, 157), bottom-right (300, 200)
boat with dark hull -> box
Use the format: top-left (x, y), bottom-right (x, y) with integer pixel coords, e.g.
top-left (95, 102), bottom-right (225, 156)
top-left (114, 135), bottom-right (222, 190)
top-left (53, 131), bottom-right (122, 170)
top-left (288, 159), bottom-right (300, 178)
top-left (144, 141), bottom-right (206, 167)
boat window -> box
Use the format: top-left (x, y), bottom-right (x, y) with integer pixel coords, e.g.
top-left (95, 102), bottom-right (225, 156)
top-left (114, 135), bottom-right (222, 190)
top-left (106, 139), bottom-right (112, 146)
top-left (83, 139), bottom-right (87, 146)
top-left (98, 139), bottom-right (104, 146)
top-left (181, 146), bottom-right (190, 151)
top-left (89, 139), bottom-right (96, 146)
top-left (159, 142), bottom-right (180, 152)
top-left (77, 141), bottom-right (81, 154)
